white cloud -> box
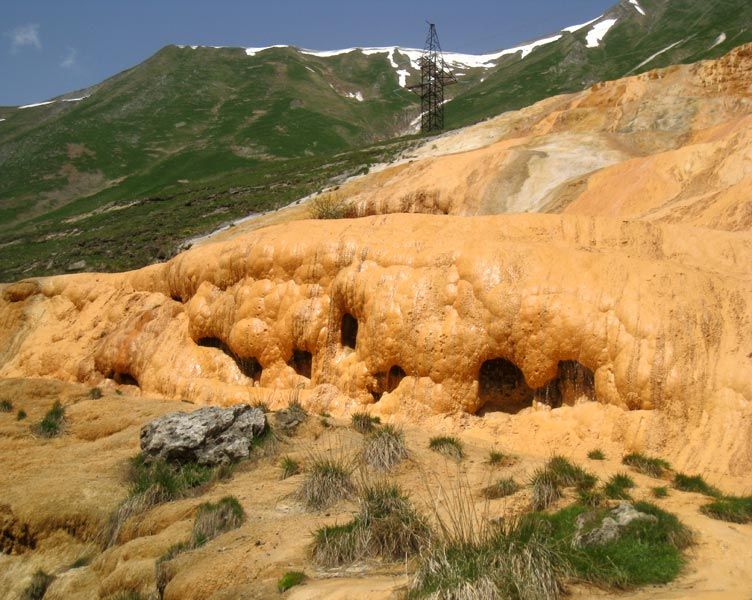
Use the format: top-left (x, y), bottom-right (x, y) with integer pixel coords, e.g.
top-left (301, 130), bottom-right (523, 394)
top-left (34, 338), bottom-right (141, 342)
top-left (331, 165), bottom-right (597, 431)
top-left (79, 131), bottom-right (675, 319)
top-left (9, 23), bottom-right (41, 53)
top-left (61, 47), bottom-right (77, 69)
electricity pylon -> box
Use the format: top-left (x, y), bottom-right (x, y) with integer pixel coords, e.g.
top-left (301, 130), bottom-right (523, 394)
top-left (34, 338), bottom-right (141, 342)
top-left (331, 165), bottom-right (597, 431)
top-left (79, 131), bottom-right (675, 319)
top-left (408, 23), bottom-right (457, 133)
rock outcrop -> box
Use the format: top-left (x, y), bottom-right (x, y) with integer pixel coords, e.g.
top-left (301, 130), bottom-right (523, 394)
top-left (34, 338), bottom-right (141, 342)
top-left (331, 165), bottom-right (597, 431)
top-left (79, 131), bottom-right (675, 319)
top-left (140, 404), bottom-right (266, 465)
top-left (573, 502), bottom-right (658, 548)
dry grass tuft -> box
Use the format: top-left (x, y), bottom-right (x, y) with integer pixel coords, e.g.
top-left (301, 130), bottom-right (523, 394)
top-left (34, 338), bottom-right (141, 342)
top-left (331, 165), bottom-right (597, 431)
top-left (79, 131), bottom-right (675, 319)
top-left (296, 452), bottom-right (355, 510)
top-left (362, 424), bottom-right (408, 470)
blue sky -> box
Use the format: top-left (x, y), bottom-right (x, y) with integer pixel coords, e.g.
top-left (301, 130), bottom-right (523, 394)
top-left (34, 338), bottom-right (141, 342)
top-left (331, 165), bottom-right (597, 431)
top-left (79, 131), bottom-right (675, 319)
top-left (2, 0), bottom-right (615, 106)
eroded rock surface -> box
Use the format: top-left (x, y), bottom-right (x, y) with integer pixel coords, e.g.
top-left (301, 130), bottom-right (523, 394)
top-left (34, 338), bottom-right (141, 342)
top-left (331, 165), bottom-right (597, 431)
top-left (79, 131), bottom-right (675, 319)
top-left (140, 404), bottom-right (266, 465)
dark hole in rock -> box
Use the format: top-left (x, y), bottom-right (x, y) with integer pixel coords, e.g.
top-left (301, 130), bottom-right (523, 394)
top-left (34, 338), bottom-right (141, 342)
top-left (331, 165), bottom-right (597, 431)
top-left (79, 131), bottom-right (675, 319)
top-left (478, 358), bottom-right (534, 415)
top-left (171, 294), bottom-right (182, 303)
top-left (535, 361), bottom-right (596, 408)
top-left (386, 365), bottom-right (406, 393)
top-left (288, 349), bottom-right (312, 379)
top-left (110, 372), bottom-right (139, 387)
top-left (197, 337), bottom-right (263, 382)
top-left (341, 313), bottom-right (358, 349)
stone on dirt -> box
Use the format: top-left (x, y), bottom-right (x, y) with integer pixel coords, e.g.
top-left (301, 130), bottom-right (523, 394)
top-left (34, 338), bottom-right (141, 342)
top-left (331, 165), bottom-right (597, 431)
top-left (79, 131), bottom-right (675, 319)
top-left (573, 502), bottom-right (658, 548)
top-left (140, 404), bottom-right (266, 466)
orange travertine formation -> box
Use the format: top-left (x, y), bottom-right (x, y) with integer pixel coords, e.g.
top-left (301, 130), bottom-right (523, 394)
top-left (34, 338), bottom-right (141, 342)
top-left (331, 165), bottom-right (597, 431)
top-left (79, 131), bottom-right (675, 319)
top-left (2, 213), bottom-right (750, 474)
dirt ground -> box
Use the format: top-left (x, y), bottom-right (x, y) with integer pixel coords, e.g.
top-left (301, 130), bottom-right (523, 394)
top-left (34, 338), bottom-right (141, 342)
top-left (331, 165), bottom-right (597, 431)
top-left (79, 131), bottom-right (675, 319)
top-left (1, 378), bottom-right (751, 600)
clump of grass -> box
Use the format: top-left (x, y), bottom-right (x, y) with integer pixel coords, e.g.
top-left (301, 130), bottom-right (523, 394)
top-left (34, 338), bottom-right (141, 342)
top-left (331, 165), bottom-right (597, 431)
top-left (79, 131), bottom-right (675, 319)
top-left (428, 436), bottom-right (464, 460)
top-left (486, 449), bottom-right (515, 467)
top-left (701, 496), bottom-right (752, 524)
top-left (530, 467), bottom-right (562, 511)
top-left (653, 486), bottom-right (669, 499)
top-left (481, 477), bottom-right (519, 500)
top-left (577, 487), bottom-right (605, 508)
top-left (309, 191), bottom-right (353, 219)
top-left (88, 387), bottom-right (103, 399)
top-left (277, 571), bottom-right (306, 592)
top-left (103, 454), bottom-right (230, 547)
top-left (296, 454), bottom-right (355, 510)
top-left (17, 409), bottom-right (27, 421)
top-left (192, 496), bottom-right (245, 547)
top-left (351, 411), bottom-right (380, 434)
top-left (604, 472), bottom-right (636, 500)
top-left (32, 400), bottom-right (65, 437)
top-left (21, 570), bottom-right (54, 600)
top-left (0, 399), bottom-right (13, 412)
top-left (280, 456), bottom-right (301, 479)
top-left (587, 449), bottom-right (605, 461)
top-left (546, 456), bottom-right (597, 490)
top-left (320, 417), bottom-right (331, 428)
top-left (362, 424), bottom-right (408, 470)
top-left (672, 473), bottom-right (721, 497)
top-left (409, 515), bottom-right (566, 600)
top-left (251, 401), bottom-right (269, 413)
top-left (622, 453), bottom-right (671, 478)
top-left (311, 481), bottom-right (430, 566)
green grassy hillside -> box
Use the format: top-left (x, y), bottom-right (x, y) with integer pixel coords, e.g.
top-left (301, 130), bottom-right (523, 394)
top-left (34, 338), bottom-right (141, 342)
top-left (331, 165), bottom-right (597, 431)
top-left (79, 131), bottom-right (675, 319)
top-left (1, 0), bottom-right (751, 281)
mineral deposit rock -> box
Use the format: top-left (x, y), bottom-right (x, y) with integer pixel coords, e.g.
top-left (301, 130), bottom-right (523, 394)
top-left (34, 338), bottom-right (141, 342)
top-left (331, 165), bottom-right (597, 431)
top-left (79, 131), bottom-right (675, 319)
top-left (140, 404), bottom-right (266, 466)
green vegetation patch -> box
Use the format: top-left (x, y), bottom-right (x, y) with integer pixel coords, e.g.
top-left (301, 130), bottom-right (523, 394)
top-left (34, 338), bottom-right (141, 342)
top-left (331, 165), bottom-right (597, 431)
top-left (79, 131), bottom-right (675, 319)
top-left (428, 436), bottom-right (464, 460)
top-left (277, 571), bottom-right (306, 592)
top-left (587, 449), bottom-right (605, 461)
top-left (192, 496), bottom-right (245, 547)
top-left (296, 454), bottom-right (355, 510)
top-left (672, 473), bottom-right (721, 497)
top-left (279, 456), bottom-right (301, 480)
top-left (32, 400), bottom-right (65, 437)
top-left (21, 570), bottom-right (54, 600)
top-left (604, 472), bottom-right (636, 500)
top-left (622, 453), bottom-right (671, 478)
top-left (0, 399), bottom-right (13, 412)
top-left (351, 411), bottom-right (380, 434)
top-left (481, 477), bottom-right (520, 500)
top-left (701, 496), bottom-right (752, 524)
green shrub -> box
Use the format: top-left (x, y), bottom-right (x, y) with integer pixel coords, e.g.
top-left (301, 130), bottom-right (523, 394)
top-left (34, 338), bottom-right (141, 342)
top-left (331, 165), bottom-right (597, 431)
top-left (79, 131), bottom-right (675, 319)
top-left (530, 467), bottom-right (562, 511)
top-left (587, 449), bottom-right (605, 461)
top-left (70, 554), bottom-right (92, 568)
top-left (280, 456), bottom-right (301, 479)
top-left (277, 571), bottom-right (306, 592)
top-left (481, 477), bottom-right (519, 500)
top-left (21, 570), bottom-right (54, 600)
top-left (604, 472), bottom-right (635, 500)
top-left (351, 411), bottom-right (379, 434)
top-left (701, 496), bottom-right (752, 524)
top-left (428, 436), bottom-right (464, 460)
top-left (362, 424), bottom-right (408, 470)
top-left (622, 453), bottom-right (671, 478)
top-left (0, 399), bottom-right (13, 412)
top-left (192, 496), bottom-right (245, 547)
top-left (577, 487), bottom-right (606, 508)
top-left (17, 409), bottom-right (27, 421)
top-left (89, 387), bottom-right (103, 399)
top-left (311, 481), bottom-right (429, 567)
top-left (296, 454), bottom-right (355, 510)
top-left (32, 401), bottom-right (65, 437)
top-left (652, 486), bottom-right (669, 499)
top-left (672, 473), bottom-right (721, 497)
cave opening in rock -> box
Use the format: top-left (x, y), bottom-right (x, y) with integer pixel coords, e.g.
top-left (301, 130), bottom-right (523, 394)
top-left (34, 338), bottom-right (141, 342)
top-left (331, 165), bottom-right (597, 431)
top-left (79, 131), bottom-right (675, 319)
top-left (535, 361), bottom-right (596, 408)
top-left (341, 313), bottom-right (358, 349)
top-left (478, 358), bottom-right (534, 414)
top-left (197, 337), bottom-right (263, 382)
top-left (288, 349), bottom-right (313, 379)
top-left (386, 365), bottom-right (406, 393)
top-left (107, 371), bottom-right (139, 387)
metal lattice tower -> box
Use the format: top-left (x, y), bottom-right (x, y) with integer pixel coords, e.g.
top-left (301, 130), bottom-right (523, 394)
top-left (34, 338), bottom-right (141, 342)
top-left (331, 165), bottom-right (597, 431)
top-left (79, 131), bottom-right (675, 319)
top-left (408, 23), bottom-right (457, 133)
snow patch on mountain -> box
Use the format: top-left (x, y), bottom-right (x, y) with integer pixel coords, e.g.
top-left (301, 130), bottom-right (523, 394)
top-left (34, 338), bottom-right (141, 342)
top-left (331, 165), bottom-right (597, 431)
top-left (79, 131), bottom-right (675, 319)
top-left (0, 118), bottom-right (5, 122)
top-left (562, 16), bottom-right (602, 33)
top-left (586, 19), bottom-right (618, 48)
top-left (629, 0), bottom-right (646, 16)
top-left (710, 32), bottom-right (727, 50)
top-left (397, 69), bottom-right (410, 87)
top-left (630, 39), bottom-right (686, 73)
top-left (346, 91), bottom-right (364, 102)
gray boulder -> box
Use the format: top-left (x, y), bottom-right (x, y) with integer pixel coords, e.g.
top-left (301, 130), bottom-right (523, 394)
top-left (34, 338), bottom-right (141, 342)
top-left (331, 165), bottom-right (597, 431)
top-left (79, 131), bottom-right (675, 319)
top-left (573, 502), bottom-right (658, 548)
top-left (140, 404), bottom-right (266, 466)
